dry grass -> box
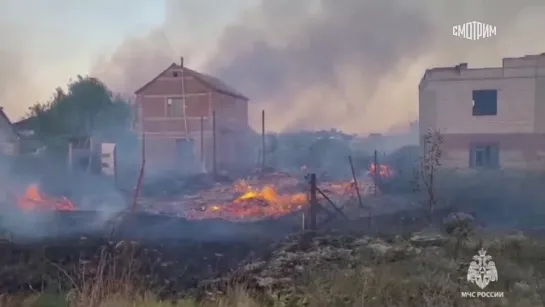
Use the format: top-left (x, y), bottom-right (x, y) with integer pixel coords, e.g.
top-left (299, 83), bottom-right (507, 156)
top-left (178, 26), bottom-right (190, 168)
top-left (2, 231), bottom-right (545, 307)
top-left (0, 287), bottom-right (259, 307)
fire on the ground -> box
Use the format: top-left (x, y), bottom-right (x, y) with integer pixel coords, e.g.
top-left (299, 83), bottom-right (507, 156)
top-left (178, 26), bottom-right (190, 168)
top-left (14, 163), bottom-right (394, 221)
top-left (18, 184), bottom-right (75, 212)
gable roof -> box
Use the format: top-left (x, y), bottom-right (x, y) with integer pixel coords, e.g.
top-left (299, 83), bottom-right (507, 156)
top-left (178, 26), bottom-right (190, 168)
top-left (134, 63), bottom-right (248, 100)
top-left (0, 107), bottom-right (20, 139)
top-left (13, 116), bottom-right (34, 130)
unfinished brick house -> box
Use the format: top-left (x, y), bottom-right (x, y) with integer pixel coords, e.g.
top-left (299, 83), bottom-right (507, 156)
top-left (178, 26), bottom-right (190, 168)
top-left (134, 57), bottom-right (250, 173)
top-left (419, 53), bottom-right (545, 170)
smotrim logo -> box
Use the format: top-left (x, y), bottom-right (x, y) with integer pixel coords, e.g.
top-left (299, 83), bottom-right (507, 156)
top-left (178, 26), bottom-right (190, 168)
top-left (460, 248), bottom-right (504, 298)
top-left (453, 21), bottom-right (497, 40)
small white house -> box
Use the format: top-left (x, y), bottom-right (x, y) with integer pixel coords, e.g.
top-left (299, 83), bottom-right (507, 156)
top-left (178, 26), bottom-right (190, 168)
top-left (419, 54), bottom-right (545, 170)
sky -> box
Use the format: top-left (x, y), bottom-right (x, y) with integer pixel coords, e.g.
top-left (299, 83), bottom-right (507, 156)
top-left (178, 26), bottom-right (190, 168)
top-left (0, 0), bottom-right (248, 120)
top-left (1, 0), bottom-right (545, 134)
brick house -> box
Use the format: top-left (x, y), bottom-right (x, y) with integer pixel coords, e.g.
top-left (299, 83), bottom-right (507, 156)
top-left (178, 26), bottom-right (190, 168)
top-left (134, 57), bottom-right (250, 173)
top-left (419, 53), bottom-right (545, 169)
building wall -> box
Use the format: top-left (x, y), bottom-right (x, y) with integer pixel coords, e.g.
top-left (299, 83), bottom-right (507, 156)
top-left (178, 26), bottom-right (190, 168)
top-left (419, 54), bottom-right (545, 170)
top-left (0, 112), bottom-right (19, 156)
top-left (136, 65), bottom-right (249, 172)
top-left (211, 92), bottom-right (250, 170)
top-left (440, 133), bottom-right (545, 169)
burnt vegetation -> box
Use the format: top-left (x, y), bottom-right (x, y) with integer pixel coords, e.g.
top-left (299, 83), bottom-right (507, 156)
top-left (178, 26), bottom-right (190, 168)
top-left (3, 79), bottom-right (545, 306)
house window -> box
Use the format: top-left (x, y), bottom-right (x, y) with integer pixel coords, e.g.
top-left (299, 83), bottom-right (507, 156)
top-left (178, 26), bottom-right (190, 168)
top-left (469, 144), bottom-right (499, 168)
top-left (166, 98), bottom-right (184, 117)
top-left (472, 89), bottom-right (497, 116)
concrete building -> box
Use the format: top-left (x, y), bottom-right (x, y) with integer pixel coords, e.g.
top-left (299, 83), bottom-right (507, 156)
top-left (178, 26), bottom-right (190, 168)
top-left (134, 57), bottom-right (250, 172)
top-left (419, 53), bottom-right (545, 169)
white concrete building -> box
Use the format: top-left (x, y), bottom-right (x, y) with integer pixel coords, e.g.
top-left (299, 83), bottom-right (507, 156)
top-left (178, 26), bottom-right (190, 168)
top-left (419, 53), bottom-right (545, 169)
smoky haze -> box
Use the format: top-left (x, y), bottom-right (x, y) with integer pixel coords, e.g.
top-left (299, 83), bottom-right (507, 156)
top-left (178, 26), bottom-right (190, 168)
top-left (2, 0), bottom-right (545, 133)
top-left (91, 0), bottom-right (545, 134)
top-left (93, 0), bottom-right (545, 133)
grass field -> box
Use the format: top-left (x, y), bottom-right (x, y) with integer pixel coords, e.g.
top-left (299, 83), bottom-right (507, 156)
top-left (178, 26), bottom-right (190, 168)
top-left (1, 225), bottom-right (545, 307)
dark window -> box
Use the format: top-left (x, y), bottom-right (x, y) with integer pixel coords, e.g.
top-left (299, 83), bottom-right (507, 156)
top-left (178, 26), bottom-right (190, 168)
top-left (472, 89), bottom-right (497, 116)
top-left (172, 71), bottom-right (178, 77)
top-left (469, 144), bottom-right (499, 168)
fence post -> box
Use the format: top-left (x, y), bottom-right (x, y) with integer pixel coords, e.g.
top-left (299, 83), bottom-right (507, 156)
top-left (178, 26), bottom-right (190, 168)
top-left (113, 145), bottom-right (118, 189)
top-left (309, 173), bottom-right (317, 231)
top-left (262, 110), bottom-right (265, 172)
top-left (200, 116), bottom-right (204, 167)
top-left (212, 110), bottom-right (217, 178)
top-left (374, 150), bottom-right (378, 196)
top-left (67, 142), bottom-right (73, 173)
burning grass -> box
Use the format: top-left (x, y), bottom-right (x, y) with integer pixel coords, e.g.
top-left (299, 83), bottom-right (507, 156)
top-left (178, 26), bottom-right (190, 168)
top-left (17, 184), bottom-right (75, 212)
top-left (144, 173), bottom-right (380, 221)
top-left (12, 171), bottom-right (383, 223)
top-left (2, 226), bottom-right (545, 307)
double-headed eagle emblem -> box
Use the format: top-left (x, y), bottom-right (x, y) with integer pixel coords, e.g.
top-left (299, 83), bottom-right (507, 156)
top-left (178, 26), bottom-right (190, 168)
top-left (467, 248), bottom-right (498, 289)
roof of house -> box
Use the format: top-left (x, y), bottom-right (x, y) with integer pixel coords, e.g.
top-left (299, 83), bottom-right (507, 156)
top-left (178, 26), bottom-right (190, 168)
top-left (13, 116), bottom-right (35, 130)
top-left (135, 63), bottom-right (249, 100)
top-left (0, 107), bottom-right (20, 139)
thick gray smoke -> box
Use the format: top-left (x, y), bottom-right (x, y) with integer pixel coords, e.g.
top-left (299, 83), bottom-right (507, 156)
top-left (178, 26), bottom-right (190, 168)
top-left (92, 0), bottom-right (545, 134)
top-left (2, 0), bottom-right (545, 134)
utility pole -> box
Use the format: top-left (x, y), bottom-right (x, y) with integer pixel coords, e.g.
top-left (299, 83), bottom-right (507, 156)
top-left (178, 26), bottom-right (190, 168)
top-left (374, 150), bottom-right (378, 196)
top-left (212, 110), bottom-right (217, 178)
top-left (200, 116), bottom-right (204, 167)
top-left (308, 173), bottom-right (317, 232)
top-left (261, 110), bottom-right (265, 171)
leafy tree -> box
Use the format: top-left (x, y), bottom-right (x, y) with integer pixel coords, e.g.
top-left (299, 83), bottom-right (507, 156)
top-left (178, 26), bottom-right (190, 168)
top-left (24, 75), bottom-right (133, 153)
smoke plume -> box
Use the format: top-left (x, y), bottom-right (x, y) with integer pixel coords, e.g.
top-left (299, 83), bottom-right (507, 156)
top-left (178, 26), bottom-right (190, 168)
top-left (93, 0), bottom-right (545, 134)
top-left (3, 0), bottom-right (545, 133)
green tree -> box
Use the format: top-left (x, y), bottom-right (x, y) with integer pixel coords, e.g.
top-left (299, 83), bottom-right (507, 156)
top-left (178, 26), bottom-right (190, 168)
top-left (25, 75), bottom-right (133, 153)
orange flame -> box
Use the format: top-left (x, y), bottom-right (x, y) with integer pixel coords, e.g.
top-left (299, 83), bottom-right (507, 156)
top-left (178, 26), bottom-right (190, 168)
top-left (18, 184), bottom-right (76, 212)
top-left (199, 184), bottom-right (307, 220)
top-left (369, 163), bottom-right (394, 178)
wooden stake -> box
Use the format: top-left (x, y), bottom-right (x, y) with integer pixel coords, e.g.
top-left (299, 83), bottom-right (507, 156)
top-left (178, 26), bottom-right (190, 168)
top-left (131, 131), bottom-right (146, 214)
top-left (309, 173), bottom-right (317, 231)
top-left (200, 116), bottom-right (204, 166)
top-left (212, 110), bottom-right (217, 178)
top-left (261, 110), bottom-right (265, 172)
top-left (67, 142), bottom-right (73, 173)
top-left (113, 145), bottom-right (118, 190)
top-left (348, 156), bottom-right (364, 209)
top-left (374, 150), bottom-right (378, 196)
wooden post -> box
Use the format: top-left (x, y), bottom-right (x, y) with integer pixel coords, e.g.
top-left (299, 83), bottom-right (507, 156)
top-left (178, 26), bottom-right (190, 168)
top-left (67, 142), bottom-right (73, 173)
top-left (212, 110), bottom-right (217, 178)
top-left (309, 173), bottom-right (317, 231)
top-left (86, 137), bottom-right (93, 173)
top-left (261, 110), bottom-right (265, 171)
top-left (131, 132), bottom-right (146, 214)
top-left (374, 150), bottom-right (378, 196)
top-left (348, 156), bottom-right (364, 209)
top-left (200, 116), bottom-right (204, 166)
top-left (113, 145), bottom-right (118, 189)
